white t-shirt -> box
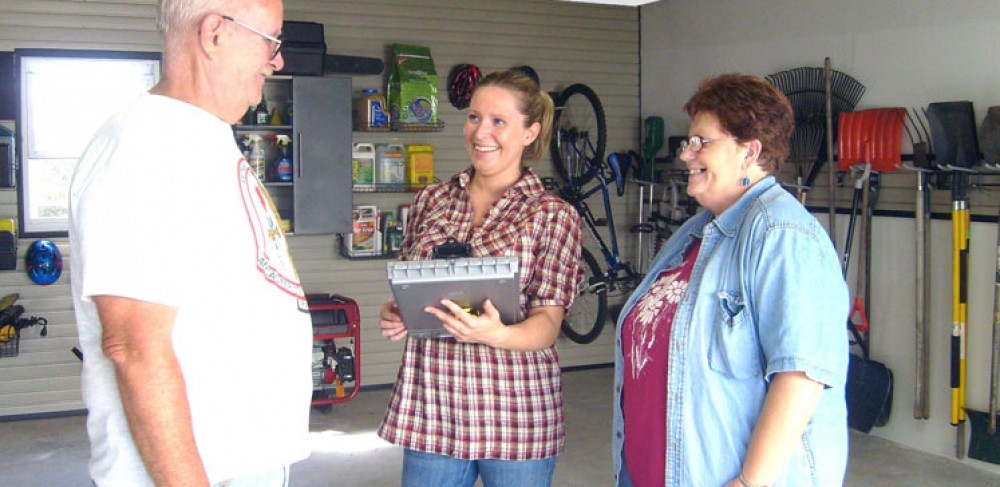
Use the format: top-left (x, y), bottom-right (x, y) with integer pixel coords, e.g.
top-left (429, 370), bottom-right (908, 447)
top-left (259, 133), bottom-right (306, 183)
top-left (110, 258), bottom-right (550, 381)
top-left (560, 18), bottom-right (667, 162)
top-left (69, 94), bottom-right (313, 486)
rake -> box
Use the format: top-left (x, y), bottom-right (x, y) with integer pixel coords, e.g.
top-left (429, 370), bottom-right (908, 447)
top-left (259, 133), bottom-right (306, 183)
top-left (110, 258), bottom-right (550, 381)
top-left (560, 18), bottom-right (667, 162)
top-left (765, 65), bottom-right (866, 166)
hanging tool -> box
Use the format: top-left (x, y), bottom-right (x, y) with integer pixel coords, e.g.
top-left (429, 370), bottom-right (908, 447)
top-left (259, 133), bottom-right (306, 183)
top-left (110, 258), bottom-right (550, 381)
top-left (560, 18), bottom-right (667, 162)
top-left (842, 163), bottom-right (892, 433)
top-left (763, 60), bottom-right (865, 220)
top-left (926, 101), bottom-right (980, 458)
top-left (991, 204), bottom-right (1000, 436)
top-left (825, 57), bottom-right (836, 244)
top-left (852, 168), bottom-right (873, 343)
top-left (841, 163), bottom-right (870, 273)
top-left (634, 117), bottom-right (665, 268)
top-left (900, 107), bottom-right (933, 420)
top-left (950, 165), bottom-right (971, 458)
top-left (837, 107), bottom-right (908, 433)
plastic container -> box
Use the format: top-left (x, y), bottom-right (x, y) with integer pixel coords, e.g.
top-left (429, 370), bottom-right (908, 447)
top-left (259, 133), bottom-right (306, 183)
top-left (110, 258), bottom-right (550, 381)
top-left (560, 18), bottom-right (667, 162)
top-left (376, 143), bottom-right (406, 186)
top-left (247, 134), bottom-right (266, 180)
top-left (348, 205), bottom-right (380, 256)
top-left (398, 204), bottom-right (411, 234)
top-left (405, 144), bottom-right (434, 188)
top-left (352, 143), bottom-right (376, 190)
top-left (356, 88), bottom-right (389, 130)
top-left (385, 223), bottom-right (403, 254)
top-left (255, 99), bottom-right (270, 125)
top-left (274, 135), bottom-right (293, 182)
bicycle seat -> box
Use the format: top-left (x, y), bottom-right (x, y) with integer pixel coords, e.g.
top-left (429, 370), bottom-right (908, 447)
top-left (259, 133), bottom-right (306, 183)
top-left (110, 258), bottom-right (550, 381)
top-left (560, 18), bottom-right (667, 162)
top-left (607, 152), bottom-right (626, 196)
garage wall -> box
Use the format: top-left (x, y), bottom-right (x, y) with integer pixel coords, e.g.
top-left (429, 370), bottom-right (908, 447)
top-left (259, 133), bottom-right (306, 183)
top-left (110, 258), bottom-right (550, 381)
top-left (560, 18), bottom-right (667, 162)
top-left (0, 0), bottom-right (640, 417)
top-left (641, 0), bottom-right (1000, 473)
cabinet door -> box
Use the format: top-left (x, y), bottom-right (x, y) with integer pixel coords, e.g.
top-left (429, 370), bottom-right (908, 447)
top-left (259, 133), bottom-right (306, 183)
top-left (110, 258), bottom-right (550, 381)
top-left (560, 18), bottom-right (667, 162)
top-left (293, 76), bottom-right (352, 234)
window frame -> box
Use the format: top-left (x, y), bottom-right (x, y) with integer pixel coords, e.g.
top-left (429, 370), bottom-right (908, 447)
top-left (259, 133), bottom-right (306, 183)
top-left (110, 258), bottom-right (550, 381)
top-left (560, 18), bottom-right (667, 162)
top-left (15, 48), bottom-right (161, 237)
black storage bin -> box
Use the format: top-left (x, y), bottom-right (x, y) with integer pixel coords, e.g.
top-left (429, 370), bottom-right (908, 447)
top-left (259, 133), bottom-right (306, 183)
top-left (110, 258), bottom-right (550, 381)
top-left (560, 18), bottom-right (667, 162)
top-left (0, 231), bottom-right (16, 271)
top-left (278, 21), bottom-right (325, 76)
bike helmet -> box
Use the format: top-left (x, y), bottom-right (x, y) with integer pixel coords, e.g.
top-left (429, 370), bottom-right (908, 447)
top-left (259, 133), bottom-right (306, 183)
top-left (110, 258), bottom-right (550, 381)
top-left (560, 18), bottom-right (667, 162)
top-left (447, 63), bottom-right (482, 110)
top-left (26, 240), bottom-right (62, 285)
top-left (511, 65), bottom-right (540, 86)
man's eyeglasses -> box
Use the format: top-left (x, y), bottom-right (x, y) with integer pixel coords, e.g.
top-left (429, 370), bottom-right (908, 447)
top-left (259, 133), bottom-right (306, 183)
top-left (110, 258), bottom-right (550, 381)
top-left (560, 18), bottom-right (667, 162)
top-left (222, 15), bottom-right (282, 60)
top-left (678, 135), bottom-right (739, 154)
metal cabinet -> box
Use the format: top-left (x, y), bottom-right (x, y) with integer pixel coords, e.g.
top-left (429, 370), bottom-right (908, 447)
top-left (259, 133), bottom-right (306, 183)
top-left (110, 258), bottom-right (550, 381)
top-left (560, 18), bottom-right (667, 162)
top-left (235, 75), bottom-right (352, 234)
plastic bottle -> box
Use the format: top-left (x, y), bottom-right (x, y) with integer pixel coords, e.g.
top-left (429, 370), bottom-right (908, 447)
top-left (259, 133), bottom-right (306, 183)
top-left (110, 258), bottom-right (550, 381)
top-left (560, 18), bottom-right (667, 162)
top-left (386, 221), bottom-right (403, 254)
top-left (352, 143), bottom-right (376, 190)
top-left (255, 99), bottom-right (270, 125)
top-left (242, 106), bottom-right (255, 125)
top-left (247, 134), bottom-right (266, 180)
top-left (405, 144), bottom-right (435, 188)
top-left (269, 104), bottom-right (284, 125)
top-left (376, 143), bottom-right (406, 186)
top-left (381, 212), bottom-right (402, 255)
top-left (274, 135), bottom-right (293, 182)
top-left (398, 204), bottom-right (411, 234)
top-left (356, 88), bottom-right (388, 129)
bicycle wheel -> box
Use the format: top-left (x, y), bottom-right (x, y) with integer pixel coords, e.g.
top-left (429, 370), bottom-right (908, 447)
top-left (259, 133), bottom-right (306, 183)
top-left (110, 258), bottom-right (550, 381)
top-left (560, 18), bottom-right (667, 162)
top-left (550, 84), bottom-right (607, 187)
top-left (561, 247), bottom-right (608, 344)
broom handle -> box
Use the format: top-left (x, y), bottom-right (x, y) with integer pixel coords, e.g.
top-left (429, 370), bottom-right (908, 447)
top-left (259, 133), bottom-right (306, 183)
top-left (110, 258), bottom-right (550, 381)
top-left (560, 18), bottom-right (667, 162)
top-left (825, 58), bottom-right (836, 244)
top-left (914, 170), bottom-right (930, 420)
top-left (991, 206), bottom-right (1000, 435)
top-left (950, 172), bottom-right (969, 458)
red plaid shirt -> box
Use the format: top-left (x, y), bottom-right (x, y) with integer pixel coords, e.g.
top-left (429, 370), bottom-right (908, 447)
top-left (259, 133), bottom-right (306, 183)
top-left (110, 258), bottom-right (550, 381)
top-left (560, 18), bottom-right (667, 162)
top-left (378, 167), bottom-right (583, 460)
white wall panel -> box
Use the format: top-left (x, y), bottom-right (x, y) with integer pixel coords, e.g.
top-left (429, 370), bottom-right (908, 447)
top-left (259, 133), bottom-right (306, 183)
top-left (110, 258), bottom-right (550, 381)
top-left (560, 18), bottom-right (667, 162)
top-left (0, 0), bottom-right (638, 417)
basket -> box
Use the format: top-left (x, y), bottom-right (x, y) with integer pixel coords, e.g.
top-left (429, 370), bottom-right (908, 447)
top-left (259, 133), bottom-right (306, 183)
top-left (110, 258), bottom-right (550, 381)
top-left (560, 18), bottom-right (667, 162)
top-left (0, 326), bottom-right (19, 358)
top-left (390, 120), bottom-right (445, 132)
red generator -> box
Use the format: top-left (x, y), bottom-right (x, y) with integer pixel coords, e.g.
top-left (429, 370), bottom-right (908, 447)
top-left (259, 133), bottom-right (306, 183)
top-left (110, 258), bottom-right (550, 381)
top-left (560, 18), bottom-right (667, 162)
top-left (307, 293), bottom-right (361, 410)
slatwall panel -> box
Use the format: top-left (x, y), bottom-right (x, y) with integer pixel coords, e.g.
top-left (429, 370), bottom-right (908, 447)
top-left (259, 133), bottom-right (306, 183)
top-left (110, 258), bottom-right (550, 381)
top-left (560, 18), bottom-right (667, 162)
top-left (0, 0), bottom-right (639, 417)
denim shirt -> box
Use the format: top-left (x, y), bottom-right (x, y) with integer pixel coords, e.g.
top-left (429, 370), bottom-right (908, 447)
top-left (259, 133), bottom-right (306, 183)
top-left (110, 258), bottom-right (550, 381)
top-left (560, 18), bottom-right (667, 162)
top-left (612, 177), bottom-right (849, 487)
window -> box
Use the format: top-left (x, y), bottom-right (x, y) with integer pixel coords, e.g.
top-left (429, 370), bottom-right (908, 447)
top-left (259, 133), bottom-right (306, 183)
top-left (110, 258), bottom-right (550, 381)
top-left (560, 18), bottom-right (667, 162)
top-left (16, 49), bottom-right (160, 236)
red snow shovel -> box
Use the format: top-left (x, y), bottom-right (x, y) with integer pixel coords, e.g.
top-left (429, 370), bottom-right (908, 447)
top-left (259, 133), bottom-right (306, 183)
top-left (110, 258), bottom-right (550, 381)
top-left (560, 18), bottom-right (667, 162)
top-left (838, 108), bottom-right (905, 432)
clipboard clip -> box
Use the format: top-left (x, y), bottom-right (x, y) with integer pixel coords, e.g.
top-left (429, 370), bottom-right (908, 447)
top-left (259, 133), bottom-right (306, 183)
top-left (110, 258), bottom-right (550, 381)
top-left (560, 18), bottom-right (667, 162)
top-left (432, 237), bottom-right (471, 259)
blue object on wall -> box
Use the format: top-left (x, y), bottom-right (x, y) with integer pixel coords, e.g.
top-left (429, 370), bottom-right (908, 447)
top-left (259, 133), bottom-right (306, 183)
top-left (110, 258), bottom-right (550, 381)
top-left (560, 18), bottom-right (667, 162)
top-left (26, 240), bottom-right (62, 285)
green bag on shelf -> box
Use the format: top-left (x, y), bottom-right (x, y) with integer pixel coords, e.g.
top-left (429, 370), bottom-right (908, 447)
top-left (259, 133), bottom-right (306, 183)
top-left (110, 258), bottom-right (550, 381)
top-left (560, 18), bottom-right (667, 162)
top-left (387, 44), bottom-right (437, 125)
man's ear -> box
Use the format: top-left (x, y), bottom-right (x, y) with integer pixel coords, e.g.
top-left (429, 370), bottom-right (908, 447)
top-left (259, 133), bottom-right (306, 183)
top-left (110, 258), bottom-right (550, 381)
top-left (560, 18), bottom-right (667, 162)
top-left (198, 14), bottom-right (227, 58)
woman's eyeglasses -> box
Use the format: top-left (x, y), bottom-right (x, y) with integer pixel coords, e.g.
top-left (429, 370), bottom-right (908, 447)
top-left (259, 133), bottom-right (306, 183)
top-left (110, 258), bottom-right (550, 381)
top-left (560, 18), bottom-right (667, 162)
top-left (678, 135), bottom-right (739, 154)
top-left (222, 15), bottom-right (283, 60)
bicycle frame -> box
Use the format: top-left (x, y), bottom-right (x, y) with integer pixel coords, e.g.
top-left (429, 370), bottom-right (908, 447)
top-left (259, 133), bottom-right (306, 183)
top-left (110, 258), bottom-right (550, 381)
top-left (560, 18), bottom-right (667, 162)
top-left (558, 132), bottom-right (638, 293)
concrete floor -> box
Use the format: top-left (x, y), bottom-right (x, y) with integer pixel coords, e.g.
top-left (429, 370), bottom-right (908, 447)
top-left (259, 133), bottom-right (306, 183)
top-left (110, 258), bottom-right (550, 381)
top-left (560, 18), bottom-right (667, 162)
top-left (3, 366), bottom-right (1000, 486)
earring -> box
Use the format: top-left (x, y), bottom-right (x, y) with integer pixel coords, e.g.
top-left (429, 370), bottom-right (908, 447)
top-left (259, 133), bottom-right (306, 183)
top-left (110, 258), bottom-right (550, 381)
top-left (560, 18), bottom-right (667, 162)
top-left (742, 148), bottom-right (754, 186)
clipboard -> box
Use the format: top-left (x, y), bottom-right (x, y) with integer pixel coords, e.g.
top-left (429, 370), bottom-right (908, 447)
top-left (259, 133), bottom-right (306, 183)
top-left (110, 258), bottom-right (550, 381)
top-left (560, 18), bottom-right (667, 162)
top-left (386, 256), bottom-right (520, 339)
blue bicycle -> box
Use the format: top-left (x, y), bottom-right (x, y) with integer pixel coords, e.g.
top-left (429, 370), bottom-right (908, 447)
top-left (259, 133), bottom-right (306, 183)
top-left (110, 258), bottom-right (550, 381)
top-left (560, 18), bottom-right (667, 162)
top-left (548, 84), bottom-right (644, 344)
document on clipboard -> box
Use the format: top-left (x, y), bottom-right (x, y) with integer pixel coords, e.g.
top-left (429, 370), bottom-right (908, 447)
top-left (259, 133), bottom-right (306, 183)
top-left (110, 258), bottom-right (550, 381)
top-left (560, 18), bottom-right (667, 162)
top-left (386, 256), bottom-right (520, 339)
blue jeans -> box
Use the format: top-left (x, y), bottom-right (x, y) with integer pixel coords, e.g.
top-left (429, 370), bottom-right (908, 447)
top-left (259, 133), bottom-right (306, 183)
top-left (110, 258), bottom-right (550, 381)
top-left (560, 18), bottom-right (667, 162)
top-left (402, 449), bottom-right (557, 487)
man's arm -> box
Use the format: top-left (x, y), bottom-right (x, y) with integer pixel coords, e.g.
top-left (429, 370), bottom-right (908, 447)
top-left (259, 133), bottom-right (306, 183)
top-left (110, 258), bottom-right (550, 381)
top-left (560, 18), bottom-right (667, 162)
top-left (95, 295), bottom-right (209, 487)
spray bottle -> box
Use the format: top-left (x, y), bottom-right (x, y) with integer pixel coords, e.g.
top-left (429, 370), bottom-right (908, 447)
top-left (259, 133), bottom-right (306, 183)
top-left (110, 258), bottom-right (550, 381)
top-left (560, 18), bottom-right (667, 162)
top-left (274, 135), bottom-right (293, 182)
top-left (247, 134), bottom-right (266, 180)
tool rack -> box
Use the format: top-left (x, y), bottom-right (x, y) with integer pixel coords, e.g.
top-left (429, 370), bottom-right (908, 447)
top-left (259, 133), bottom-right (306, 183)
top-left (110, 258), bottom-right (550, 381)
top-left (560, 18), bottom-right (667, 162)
top-left (307, 293), bottom-right (361, 409)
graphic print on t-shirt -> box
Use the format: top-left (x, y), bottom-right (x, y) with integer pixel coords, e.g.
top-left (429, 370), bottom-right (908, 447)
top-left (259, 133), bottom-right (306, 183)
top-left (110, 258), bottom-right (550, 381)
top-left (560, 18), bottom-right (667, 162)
top-left (237, 158), bottom-right (307, 307)
top-left (629, 270), bottom-right (688, 380)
